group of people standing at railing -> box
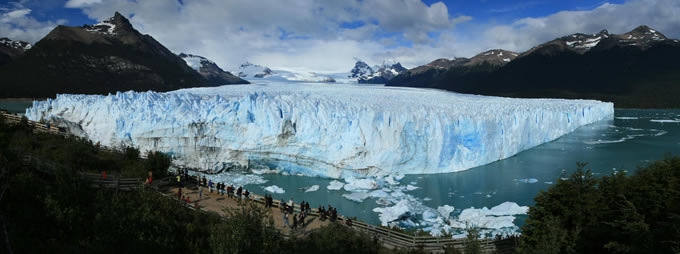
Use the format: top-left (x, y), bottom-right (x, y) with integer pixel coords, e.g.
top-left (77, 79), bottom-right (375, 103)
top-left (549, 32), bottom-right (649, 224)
top-left (279, 198), bottom-right (313, 230)
top-left (318, 204), bottom-right (338, 222)
top-left (173, 168), bottom-right (347, 230)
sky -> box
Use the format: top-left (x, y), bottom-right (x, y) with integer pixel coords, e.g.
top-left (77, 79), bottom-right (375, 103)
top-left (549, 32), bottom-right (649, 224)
top-left (1, 0), bottom-right (679, 73)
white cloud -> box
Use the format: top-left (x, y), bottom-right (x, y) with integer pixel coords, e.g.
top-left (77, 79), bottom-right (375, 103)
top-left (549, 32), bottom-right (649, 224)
top-left (65, 0), bottom-right (103, 8)
top-left (66, 0), bottom-right (472, 72)
top-left (2, 8), bottom-right (31, 20)
top-left (0, 8), bottom-right (65, 43)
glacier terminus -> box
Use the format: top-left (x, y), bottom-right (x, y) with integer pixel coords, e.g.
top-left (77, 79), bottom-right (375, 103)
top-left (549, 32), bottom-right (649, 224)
top-left (26, 82), bottom-right (614, 178)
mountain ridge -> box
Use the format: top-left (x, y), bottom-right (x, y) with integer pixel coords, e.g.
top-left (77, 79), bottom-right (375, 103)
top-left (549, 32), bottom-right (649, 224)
top-left (387, 25), bottom-right (680, 108)
top-left (0, 12), bottom-right (245, 99)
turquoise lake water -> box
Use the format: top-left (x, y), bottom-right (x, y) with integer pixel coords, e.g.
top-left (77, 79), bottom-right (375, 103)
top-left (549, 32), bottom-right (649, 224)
top-left (0, 99), bottom-right (33, 113)
top-left (241, 109), bottom-right (680, 228)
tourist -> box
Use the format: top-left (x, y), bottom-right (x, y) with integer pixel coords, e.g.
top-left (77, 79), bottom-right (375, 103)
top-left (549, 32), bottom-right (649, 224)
top-left (319, 206), bottom-right (326, 221)
top-left (299, 213), bottom-right (305, 227)
top-left (236, 186), bottom-right (242, 199)
top-left (185, 196), bottom-right (191, 206)
top-left (176, 174), bottom-right (181, 187)
top-left (178, 187), bottom-right (182, 200)
top-left (199, 186), bottom-right (203, 200)
top-left (208, 180), bottom-right (213, 193)
top-left (292, 214), bottom-right (298, 229)
top-left (283, 211), bottom-right (289, 228)
top-left (243, 189), bottom-right (250, 201)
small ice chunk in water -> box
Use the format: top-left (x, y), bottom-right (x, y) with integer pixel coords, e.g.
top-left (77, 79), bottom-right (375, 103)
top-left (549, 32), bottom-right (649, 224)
top-left (344, 176), bottom-right (378, 191)
top-left (373, 200), bottom-right (410, 226)
top-left (437, 205), bottom-right (455, 220)
top-left (515, 178), bottom-right (538, 184)
top-left (304, 185), bottom-right (319, 192)
top-left (406, 185), bottom-right (419, 191)
top-left (343, 192), bottom-right (371, 202)
top-left (264, 185), bottom-right (285, 194)
top-left (327, 180), bottom-right (345, 190)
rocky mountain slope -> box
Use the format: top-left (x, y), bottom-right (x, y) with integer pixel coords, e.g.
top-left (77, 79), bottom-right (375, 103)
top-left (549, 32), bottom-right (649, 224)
top-left (179, 53), bottom-right (248, 85)
top-left (0, 37), bottom-right (32, 66)
top-left (388, 49), bottom-right (518, 88)
top-left (387, 26), bottom-right (680, 108)
top-left (0, 12), bottom-right (243, 98)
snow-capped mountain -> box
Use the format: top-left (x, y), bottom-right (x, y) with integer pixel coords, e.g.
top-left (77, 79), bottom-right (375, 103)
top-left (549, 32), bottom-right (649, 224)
top-left (234, 62), bottom-right (274, 78)
top-left (179, 53), bottom-right (247, 85)
top-left (349, 59), bottom-right (407, 84)
top-left (348, 59), bottom-right (373, 79)
top-left (466, 49), bottom-right (519, 66)
top-left (0, 37), bottom-right (32, 66)
top-left (0, 37), bottom-right (32, 51)
top-left (232, 62), bottom-right (337, 83)
top-left (388, 25), bottom-right (680, 108)
top-left (522, 25), bottom-right (671, 57)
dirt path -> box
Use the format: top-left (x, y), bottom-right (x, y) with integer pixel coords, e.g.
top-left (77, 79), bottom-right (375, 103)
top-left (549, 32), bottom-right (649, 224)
top-left (163, 185), bottom-right (332, 235)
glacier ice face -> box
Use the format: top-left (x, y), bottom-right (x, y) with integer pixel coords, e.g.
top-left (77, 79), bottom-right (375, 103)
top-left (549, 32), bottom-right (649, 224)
top-left (25, 82), bottom-right (613, 178)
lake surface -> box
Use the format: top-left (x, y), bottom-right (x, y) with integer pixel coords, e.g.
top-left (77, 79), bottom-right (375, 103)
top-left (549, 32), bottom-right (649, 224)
top-left (0, 99), bottom-right (33, 113)
top-left (239, 109), bottom-right (680, 233)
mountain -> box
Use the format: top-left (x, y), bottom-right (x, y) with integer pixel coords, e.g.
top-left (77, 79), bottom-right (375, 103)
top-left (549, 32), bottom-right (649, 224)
top-left (348, 59), bottom-right (407, 84)
top-left (348, 60), bottom-right (373, 79)
top-left (0, 12), bottom-right (239, 99)
top-left (0, 37), bottom-right (32, 66)
top-left (388, 49), bottom-right (518, 88)
top-left (179, 53), bottom-right (248, 85)
top-left (387, 26), bottom-right (680, 108)
top-left (234, 62), bottom-right (274, 78)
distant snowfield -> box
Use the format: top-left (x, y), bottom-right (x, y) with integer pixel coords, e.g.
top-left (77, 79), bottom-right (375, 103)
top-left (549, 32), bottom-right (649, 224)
top-left (26, 82), bottom-right (613, 178)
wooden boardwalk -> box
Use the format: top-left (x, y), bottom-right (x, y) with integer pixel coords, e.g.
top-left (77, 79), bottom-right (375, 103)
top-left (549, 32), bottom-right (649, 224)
top-left (3, 111), bottom-right (517, 253)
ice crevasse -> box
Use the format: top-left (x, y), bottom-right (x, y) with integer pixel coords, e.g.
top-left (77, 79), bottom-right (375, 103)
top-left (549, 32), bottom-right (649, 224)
top-left (25, 83), bottom-right (614, 178)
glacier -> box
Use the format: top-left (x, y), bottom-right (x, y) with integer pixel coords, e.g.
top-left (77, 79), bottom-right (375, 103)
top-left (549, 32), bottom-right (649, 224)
top-left (25, 82), bottom-right (613, 178)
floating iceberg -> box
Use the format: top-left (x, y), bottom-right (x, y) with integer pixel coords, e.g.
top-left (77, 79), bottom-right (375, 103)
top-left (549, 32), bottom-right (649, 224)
top-left (26, 82), bottom-right (613, 178)
top-left (303, 185), bottom-right (319, 192)
top-left (450, 202), bottom-right (528, 230)
top-left (344, 176), bottom-right (379, 191)
top-left (264, 185), bottom-right (285, 194)
top-left (343, 192), bottom-right (371, 202)
top-left (327, 180), bottom-right (345, 190)
top-left (438, 205), bottom-right (455, 220)
top-left (373, 200), bottom-right (410, 225)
